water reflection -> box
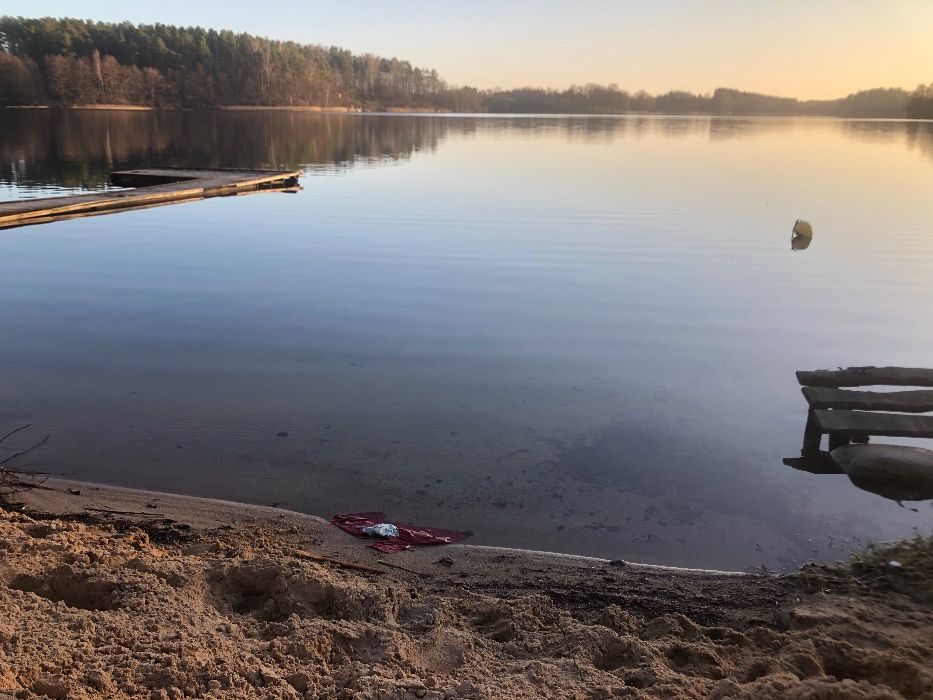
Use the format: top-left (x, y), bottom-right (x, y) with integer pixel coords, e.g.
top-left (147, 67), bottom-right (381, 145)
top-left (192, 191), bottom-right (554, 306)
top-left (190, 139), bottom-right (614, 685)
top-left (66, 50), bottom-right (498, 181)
top-left (707, 117), bottom-right (797, 141)
top-left (786, 448), bottom-right (933, 502)
top-left (846, 468), bottom-right (933, 503)
top-left (0, 110), bottom-right (454, 193)
top-left (838, 119), bottom-right (933, 161)
top-left (2, 110), bottom-right (932, 196)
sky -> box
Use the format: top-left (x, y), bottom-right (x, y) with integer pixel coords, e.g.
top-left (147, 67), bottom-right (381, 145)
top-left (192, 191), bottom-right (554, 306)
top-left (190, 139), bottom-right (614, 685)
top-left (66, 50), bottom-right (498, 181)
top-left (4, 0), bottom-right (932, 99)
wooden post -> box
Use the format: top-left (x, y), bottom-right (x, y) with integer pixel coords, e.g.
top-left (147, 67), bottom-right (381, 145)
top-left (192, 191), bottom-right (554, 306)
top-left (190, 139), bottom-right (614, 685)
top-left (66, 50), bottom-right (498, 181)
top-left (802, 410), bottom-right (822, 452)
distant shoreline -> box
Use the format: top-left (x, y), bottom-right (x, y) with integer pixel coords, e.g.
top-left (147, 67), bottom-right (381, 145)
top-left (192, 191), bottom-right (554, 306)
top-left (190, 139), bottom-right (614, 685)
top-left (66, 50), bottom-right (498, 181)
top-left (0, 104), bottom-right (442, 114)
top-left (2, 104), bottom-right (932, 121)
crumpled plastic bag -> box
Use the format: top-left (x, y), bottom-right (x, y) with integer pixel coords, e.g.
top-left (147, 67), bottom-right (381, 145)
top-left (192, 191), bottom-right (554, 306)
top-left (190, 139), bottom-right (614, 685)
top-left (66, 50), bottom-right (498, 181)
top-left (361, 523), bottom-right (400, 538)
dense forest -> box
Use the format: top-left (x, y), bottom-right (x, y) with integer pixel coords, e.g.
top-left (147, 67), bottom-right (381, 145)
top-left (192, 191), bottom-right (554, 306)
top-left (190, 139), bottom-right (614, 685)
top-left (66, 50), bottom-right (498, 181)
top-left (1, 17), bottom-right (932, 117)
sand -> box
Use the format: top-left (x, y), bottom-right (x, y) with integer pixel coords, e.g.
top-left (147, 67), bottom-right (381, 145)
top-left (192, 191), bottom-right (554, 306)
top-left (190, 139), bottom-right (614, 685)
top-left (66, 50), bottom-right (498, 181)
top-left (0, 479), bottom-right (930, 699)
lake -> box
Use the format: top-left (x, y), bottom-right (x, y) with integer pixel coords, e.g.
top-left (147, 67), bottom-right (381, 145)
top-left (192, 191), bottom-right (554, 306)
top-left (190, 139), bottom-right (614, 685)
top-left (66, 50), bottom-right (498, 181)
top-left (1, 109), bottom-right (931, 570)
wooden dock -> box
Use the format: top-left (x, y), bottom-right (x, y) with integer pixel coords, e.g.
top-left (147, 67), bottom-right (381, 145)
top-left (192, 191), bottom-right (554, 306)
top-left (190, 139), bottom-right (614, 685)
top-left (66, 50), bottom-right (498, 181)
top-left (797, 366), bottom-right (933, 449)
top-left (784, 366), bottom-right (933, 474)
top-left (0, 168), bottom-right (302, 230)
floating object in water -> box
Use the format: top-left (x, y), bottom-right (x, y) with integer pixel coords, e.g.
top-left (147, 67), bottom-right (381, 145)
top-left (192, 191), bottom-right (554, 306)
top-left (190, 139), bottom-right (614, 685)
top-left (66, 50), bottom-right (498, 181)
top-left (791, 233), bottom-right (812, 251)
top-left (792, 219), bottom-right (813, 237)
top-left (830, 444), bottom-right (933, 501)
top-left (791, 219), bottom-right (813, 251)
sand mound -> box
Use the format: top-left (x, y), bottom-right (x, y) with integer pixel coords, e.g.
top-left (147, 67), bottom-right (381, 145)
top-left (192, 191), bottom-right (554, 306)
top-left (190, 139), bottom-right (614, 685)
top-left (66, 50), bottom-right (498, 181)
top-left (0, 507), bottom-right (930, 699)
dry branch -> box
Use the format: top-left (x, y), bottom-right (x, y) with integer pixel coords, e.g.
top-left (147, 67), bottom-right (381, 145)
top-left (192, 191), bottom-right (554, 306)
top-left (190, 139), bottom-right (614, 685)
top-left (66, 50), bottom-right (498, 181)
top-left (1, 425), bottom-right (51, 500)
top-left (294, 549), bottom-right (385, 575)
top-left (84, 506), bottom-right (166, 517)
top-left (375, 559), bottom-right (428, 577)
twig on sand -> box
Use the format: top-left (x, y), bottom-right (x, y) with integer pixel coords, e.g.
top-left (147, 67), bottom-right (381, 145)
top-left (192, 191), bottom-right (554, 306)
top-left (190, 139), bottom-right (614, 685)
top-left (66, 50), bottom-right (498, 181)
top-left (294, 549), bottom-right (385, 574)
top-left (557, 614), bottom-right (585, 683)
top-left (85, 506), bottom-right (166, 517)
top-left (0, 434), bottom-right (51, 466)
top-left (0, 427), bottom-right (52, 501)
top-left (376, 559), bottom-right (428, 577)
top-left (1, 476), bottom-right (52, 496)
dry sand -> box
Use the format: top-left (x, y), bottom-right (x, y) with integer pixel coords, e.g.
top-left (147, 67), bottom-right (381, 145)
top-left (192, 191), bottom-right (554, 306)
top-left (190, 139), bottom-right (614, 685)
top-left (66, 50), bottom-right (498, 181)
top-left (0, 479), bottom-right (930, 699)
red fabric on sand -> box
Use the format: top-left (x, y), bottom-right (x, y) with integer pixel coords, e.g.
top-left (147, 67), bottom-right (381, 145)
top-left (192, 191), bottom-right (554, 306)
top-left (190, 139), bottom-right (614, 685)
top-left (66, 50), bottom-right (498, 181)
top-left (331, 512), bottom-right (471, 553)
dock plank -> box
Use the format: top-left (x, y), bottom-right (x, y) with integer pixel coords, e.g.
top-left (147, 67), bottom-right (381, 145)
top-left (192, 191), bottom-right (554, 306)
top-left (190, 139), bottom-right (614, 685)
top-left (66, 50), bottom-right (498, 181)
top-left (0, 168), bottom-right (301, 230)
top-left (797, 367), bottom-right (933, 388)
top-left (813, 409), bottom-right (933, 438)
top-left (802, 387), bottom-right (933, 413)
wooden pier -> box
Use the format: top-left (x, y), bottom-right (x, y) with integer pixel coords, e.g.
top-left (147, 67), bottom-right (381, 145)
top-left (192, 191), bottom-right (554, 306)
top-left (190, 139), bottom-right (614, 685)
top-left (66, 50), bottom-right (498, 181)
top-left (0, 168), bottom-right (302, 229)
top-left (785, 366), bottom-right (933, 474)
top-left (797, 366), bottom-right (933, 450)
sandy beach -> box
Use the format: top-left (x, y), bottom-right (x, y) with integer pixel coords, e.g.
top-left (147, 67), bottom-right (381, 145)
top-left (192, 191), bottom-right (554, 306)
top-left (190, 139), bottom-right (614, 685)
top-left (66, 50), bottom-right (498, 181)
top-left (0, 478), bottom-right (929, 699)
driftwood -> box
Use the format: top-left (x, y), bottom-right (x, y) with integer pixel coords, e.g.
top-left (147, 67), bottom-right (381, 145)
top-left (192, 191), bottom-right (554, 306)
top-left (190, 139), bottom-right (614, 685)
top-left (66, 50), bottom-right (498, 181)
top-left (375, 559), bottom-right (428, 577)
top-left (1, 425), bottom-right (52, 499)
top-left (84, 506), bottom-right (166, 517)
top-left (294, 549), bottom-right (385, 575)
top-left (0, 476), bottom-right (53, 497)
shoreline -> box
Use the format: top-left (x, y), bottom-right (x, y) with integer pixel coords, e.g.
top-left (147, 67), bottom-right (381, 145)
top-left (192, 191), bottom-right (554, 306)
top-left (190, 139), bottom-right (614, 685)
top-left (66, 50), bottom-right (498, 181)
top-left (3, 105), bottom-right (933, 122)
top-left (1, 474), bottom-right (930, 698)
top-left (18, 477), bottom-right (748, 576)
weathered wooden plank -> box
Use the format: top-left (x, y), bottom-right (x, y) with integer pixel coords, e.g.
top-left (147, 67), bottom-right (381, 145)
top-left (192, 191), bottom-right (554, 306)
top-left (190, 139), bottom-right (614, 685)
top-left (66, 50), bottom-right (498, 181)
top-left (109, 168), bottom-right (300, 189)
top-left (797, 366), bottom-right (933, 388)
top-left (802, 386), bottom-right (933, 413)
top-left (109, 171), bottom-right (199, 187)
top-left (783, 453), bottom-right (845, 475)
top-left (813, 409), bottom-right (933, 438)
top-left (0, 184), bottom-right (299, 229)
top-left (0, 168), bottom-right (302, 230)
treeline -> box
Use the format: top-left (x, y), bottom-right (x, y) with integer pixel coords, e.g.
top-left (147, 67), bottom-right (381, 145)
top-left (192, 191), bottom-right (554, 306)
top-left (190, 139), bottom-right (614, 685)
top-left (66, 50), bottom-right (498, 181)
top-left (489, 85), bottom-right (933, 118)
top-left (0, 16), bottom-right (483, 110)
top-left (0, 17), bottom-right (931, 118)
top-left (908, 84), bottom-right (933, 119)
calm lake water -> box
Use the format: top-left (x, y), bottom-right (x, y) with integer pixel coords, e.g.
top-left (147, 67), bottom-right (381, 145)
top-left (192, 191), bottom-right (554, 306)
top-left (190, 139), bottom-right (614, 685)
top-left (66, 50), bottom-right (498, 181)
top-left (1, 109), bottom-right (932, 570)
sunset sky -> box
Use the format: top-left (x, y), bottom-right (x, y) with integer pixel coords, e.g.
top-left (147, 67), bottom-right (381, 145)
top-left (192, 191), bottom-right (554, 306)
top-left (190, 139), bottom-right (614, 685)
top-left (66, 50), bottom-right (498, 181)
top-left (5, 0), bottom-right (932, 98)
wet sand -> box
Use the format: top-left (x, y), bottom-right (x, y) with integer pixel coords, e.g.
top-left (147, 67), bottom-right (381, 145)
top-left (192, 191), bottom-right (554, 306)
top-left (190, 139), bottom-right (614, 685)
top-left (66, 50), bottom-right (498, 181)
top-left (0, 478), bottom-right (930, 698)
